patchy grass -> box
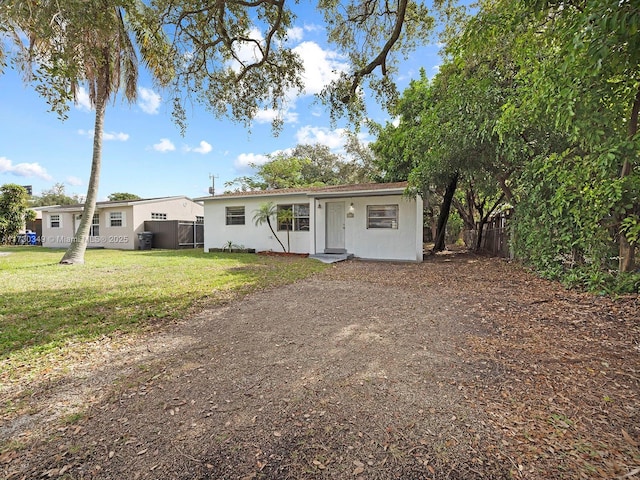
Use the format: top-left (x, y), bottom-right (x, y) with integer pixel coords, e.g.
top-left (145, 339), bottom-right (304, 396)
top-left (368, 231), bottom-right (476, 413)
top-left (0, 247), bottom-right (326, 381)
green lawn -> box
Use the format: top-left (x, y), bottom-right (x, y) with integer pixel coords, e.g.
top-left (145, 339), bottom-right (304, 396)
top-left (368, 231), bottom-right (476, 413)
top-left (0, 247), bottom-right (326, 380)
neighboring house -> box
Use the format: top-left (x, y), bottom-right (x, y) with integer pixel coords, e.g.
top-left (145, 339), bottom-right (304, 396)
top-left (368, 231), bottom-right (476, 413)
top-left (23, 206), bottom-right (55, 245)
top-left (199, 182), bottom-right (423, 262)
top-left (41, 196), bottom-right (204, 250)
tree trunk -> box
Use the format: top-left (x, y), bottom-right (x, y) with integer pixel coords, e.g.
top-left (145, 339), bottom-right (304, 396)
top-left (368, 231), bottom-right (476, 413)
top-left (60, 75), bottom-right (107, 265)
top-left (266, 217), bottom-right (287, 252)
top-left (432, 173), bottom-right (458, 253)
top-left (452, 196), bottom-right (475, 231)
top-left (619, 86), bottom-right (639, 272)
top-left (286, 226), bottom-right (290, 253)
top-left (475, 193), bottom-right (505, 252)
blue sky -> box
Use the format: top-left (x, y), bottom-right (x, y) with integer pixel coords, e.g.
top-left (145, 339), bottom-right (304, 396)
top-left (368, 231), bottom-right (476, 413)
top-left (0, 7), bottom-right (445, 201)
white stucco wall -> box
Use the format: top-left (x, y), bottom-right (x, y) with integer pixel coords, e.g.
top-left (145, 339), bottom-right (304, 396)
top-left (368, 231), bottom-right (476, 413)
top-left (42, 206), bottom-right (136, 249)
top-left (314, 194), bottom-right (423, 262)
top-left (40, 198), bottom-right (203, 250)
top-left (203, 194), bottom-right (314, 254)
top-left (41, 211), bottom-right (75, 248)
top-left (131, 198), bottom-right (203, 226)
top-left (203, 191), bottom-right (423, 262)
top-left (97, 206), bottom-right (136, 249)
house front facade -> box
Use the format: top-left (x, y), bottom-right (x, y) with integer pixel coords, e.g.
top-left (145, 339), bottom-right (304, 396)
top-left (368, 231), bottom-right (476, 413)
top-left (41, 196), bottom-right (203, 250)
top-left (200, 182), bottom-right (423, 262)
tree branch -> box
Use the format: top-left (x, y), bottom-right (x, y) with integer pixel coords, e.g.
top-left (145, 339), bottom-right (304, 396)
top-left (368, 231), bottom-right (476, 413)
top-left (342, 0), bottom-right (407, 103)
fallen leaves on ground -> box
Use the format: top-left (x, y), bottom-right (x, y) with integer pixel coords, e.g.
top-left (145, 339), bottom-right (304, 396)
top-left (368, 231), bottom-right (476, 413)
top-left (1, 250), bottom-right (638, 479)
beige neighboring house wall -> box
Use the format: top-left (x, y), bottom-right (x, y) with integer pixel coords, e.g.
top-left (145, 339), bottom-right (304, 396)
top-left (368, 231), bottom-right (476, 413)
top-left (41, 196), bottom-right (203, 250)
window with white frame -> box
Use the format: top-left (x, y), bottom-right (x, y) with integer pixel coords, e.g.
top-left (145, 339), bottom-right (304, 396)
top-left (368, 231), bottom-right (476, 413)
top-left (91, 213), bottom-right (99, 236)
top-left (151, 212), bottom-right (167, 220)
top-left (225, 206), bottom-right (245, 225)
top-left (367, 205), bottom-right (398, 229)
top-left (277, 204), bottom-right (310, 231)
top-left (109, 211), bottom-right (124, 227)
top-left (50, 214), bottom-right (61, 228)
top-left (76, 213), bottom-right (100, 236)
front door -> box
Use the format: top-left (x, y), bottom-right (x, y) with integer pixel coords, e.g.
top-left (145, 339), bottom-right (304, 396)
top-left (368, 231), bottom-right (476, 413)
top-left (325, 202), bottom-right (346, 253)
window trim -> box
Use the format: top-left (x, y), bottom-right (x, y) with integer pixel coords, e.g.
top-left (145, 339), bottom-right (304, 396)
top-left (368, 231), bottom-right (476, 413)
top-left (277, 203), bottom-right (310, 232)
top-left (225, 206), bottom-right (245, 225)
top-left (91, 213), bottom-right (100, 237)
top-left (366, 204), bottom-right (399, 229)
top-left (50, 214), bottom-right (61, 228)
top-left (109, 211), bottom-right (125, 228)
top-left (75, 213), bottom-right (100, 236)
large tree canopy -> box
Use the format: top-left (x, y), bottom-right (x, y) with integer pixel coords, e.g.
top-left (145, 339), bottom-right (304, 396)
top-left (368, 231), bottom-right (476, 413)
top-left (153, 0), bottom-right (454, 130)
top-left (0, 184), bottom-right (33, 244)
top-left (31, 183), bottom-right (82, 207)
top-left (466, 0), bottom-right (640, 279)
top-left (371, 0), bottom-right (638, 290)
top-left (108, 192), bottom-right (142, 201)
top-left (226, 144), bottom-right (375, 191)
top-left (0, 0), bottom-right (455, 264)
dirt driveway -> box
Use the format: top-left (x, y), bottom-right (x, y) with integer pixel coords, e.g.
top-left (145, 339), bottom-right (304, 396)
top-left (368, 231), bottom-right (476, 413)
top-left (2, 252), bottom-right (639, 479)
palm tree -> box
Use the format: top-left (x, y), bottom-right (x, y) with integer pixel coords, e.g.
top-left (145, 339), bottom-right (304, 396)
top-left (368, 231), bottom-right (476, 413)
top-left (253, 202), bottom-right (287, 252)
top-left (4, 0), bottom-right (173, 264)
top-left (277, 207), bottom-right (294, 253)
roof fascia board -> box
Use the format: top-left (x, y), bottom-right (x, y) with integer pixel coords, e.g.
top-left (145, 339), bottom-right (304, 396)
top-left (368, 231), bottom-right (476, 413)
top-left (43, 196), bottom-right (191, 212)
top-left (308, 189), bottom-right (406, 199)
top-left (197, 191), bottom-right (309, 202)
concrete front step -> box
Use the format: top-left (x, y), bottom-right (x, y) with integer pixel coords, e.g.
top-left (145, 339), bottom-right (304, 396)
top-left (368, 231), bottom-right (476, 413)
top-left (308, 253), bottom-right (354, 264)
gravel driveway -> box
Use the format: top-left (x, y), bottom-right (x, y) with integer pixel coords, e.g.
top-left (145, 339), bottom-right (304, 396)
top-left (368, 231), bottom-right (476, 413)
top-left (3, 252), bottom-right (639, 479)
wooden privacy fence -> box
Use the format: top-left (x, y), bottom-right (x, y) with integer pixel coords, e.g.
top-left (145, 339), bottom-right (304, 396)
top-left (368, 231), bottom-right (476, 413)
top-left (462, 210), bottom-right (512, 258)
top-left (143, 220), bottom-right (204, 249)
top-left (480, 210), bottom-right (511, 258)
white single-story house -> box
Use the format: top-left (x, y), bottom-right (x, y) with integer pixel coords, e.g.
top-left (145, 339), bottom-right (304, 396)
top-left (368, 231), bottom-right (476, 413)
top-left (198, 182), bottom-right (423, 262)
top-left (40, 196), bottom-right (204, 250)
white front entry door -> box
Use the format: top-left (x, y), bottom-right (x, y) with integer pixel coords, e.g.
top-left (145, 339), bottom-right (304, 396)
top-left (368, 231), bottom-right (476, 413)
top-left (325, 202), bottom-right (346, 253)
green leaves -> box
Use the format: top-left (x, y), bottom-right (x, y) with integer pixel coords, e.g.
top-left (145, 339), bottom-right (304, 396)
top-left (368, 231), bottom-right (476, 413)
top-left (225, 144), bottom-right (374, 192)
top-left (0, 184), bottom-right (31, 244)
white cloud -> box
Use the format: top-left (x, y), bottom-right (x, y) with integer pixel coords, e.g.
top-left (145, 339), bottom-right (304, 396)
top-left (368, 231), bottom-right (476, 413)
top-left (66, 176), bottom-right (83, 186)
top-left (189, 140), bottom-right (213, 154)
top-left (232, 28), bottom-right (265, 69)
top-left (254, 109), bottom-right (299, 125)
top-left (103, 131), bottom-right (130, 141)
top-left (138, 87), bottom-right (161, 114)
top-left (286, 27), bottom-right (304, 42)
top-left (293, 42), bottom-right (349, 96)
top-left (0, 156), bottom-right (53, 181)
top-left (228, 33), bottom-right (346, 127)
top-left (303, 24), bottom-right (324, 33)
top-left (75, 87), bottom-right (92, 111)
top-left (234, 152), bottom-right (270, 168)
top-left (153, 138), bottom-right (175, 152)
top-left (77, 129), bottom-right (129, 141)
top-left (295, 126), bottom-right (347, 149)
